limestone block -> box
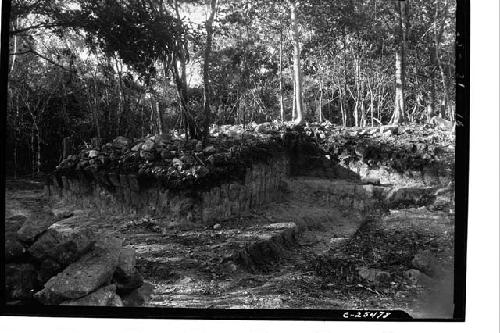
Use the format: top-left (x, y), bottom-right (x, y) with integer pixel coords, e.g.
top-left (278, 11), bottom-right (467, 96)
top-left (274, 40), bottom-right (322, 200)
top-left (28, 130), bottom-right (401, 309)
top-left (28, 216), bottom-right (96, 266)
top-left (362, 184), bottom-right (374, 198)
top-left (35, 237), bottom-right (123, 304)
top-left (128, 174), bottom-right (140, 192)
top-left (60, 284), bottom-right (123, 306)
top-left (229, 183), bottom-right (240, 201)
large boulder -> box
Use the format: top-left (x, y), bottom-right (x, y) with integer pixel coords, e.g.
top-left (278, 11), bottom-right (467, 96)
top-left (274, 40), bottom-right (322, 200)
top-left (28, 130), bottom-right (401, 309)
top-left (35, 237), bottom-right (123, 304)
top-left (28, 216), bottom-right (96, 266)
top-left (60, 284), bottom-right (123, 306)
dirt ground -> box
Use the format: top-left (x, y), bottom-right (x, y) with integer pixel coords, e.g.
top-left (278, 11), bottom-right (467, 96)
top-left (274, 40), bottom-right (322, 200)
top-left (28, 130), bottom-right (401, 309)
top-left (4, 178), bottom-right (454, 318)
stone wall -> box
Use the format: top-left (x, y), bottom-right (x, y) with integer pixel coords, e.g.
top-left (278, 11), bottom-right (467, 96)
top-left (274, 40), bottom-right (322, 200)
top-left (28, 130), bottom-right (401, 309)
top-left (285, 178), bottom-right (440, 215)
top-left (47, 154), bottom-right (290, 225)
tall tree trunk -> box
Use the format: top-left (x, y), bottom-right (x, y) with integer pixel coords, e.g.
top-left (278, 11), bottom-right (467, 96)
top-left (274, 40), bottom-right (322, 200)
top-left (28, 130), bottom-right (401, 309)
top-left (392, 0), bottom-right (406, 125)
top-left (36, 124), bottom-right (41, 174)
top-left (336, 84), bottom-right (346, 127)
top-left (173, 0), bottom-right (190, 136)
top-left (429, 51), bottom-right (436, 120)
top-left (13, 95), bottom-right (19, 177)
top-left (10, 18), bottom-right (18, 73)
top-left (115, 59), bottom-right (124, 136)
top-left (31, 127), bottom-right (35, 178)
top-left (202, 0), bottom-right (218, 138)
top-left (279, 29), bottom-right (285, 122)
top-left (353, 57), bottom-right (360, 127)
top-left (318, 75), bottom-right (324, 122)
top-left (434, 0), bottom-right (449, 119)
top-left (369, 88), bottom-right (374, 127)
top-left (289, 1), bottom-right (304, 125)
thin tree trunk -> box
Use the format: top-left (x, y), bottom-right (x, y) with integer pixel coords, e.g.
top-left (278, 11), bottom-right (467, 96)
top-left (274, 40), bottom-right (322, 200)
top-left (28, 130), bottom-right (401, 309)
top-left (318, 75), bottom-right (324, 122)
top-left (154, 100), bottom-right (165, 135)
top-left (13, 94), bottom-right (19, 177)
top-left (429, 51), bottom-right (436, 120)
top-left (392, 0), bottom-right (406, 125)
top-left (115, 59), bottom-right (124, 136)
top-left (36, 125), bottom-right (41, 174)
top-left (369, 88), bottom-right (374, 127)
top-left (10, 18), bottom-right (18, 73)
top-left (174, 0), bottom-right (190, 137)
top-left (203, 0), bottom-right (218, 138)
top-left (434, 0), bottom-right (449, 119)
top-left (279, 29), bottom-right (285, 122)
top-left (289, 1), bottom-right (304, 124)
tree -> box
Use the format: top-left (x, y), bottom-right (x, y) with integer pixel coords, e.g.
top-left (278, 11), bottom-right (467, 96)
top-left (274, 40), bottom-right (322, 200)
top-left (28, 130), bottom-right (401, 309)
top-left (392, 0), bottom-right (406, 125)
top-left (289, 0), bottom-right (304, 125)
top-left (202, 0), bottom-right (219, 138)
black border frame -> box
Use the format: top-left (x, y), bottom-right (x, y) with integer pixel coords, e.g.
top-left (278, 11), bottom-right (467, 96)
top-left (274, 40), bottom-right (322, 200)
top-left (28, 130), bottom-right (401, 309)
top-left (0, 0), bottom-right (469, 322)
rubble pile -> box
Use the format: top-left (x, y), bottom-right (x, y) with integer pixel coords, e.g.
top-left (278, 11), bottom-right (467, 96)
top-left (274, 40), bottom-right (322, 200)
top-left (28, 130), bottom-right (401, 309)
top-left (55, 122), bottom-right (289, 191)
top-left (5, 213), bottom-right (150, 306)
top-left (55, 122), bottom-right (454, 188)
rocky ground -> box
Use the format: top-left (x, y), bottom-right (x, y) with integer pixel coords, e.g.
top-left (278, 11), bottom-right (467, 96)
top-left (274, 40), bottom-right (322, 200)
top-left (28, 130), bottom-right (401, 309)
top-left (5, 123), bottom-right (456, 318)
top-left (5, 176), bottom-right (454, 318)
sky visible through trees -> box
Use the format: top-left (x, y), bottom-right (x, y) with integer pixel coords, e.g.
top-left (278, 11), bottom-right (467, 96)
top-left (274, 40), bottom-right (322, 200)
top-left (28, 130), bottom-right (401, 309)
top-left (6, 0), bottom-right (456, 176)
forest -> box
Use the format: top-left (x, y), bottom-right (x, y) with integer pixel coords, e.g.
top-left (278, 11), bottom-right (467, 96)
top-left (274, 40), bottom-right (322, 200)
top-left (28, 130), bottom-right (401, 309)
top-left (5, 0), bottom-right (456, 177)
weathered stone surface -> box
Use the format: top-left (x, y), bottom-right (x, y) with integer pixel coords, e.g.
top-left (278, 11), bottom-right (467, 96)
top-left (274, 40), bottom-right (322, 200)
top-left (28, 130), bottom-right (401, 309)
top-left (5, 215), bottom-right (28, 233)
top-left (114, 270), bottom-right (143, 294)
top-left (35, 237), bottom-right (123, 304)
top-left (412, 250), bottom-right (439, 276)
top-left (6, 263), bottom-right (38, 300)
top-left (16, 217), bottom-right (55, 243)
top-left (5, 232), bottom-right (27, 262)
top-left (358, 267), bottom-right (391, 286)
top-left (60, 284), bottom-right (123, 306)
top-left (115, 247), bottom-right (136, 280)
top-left (51, 208), bottom-right (74, 220)
top-left (384, 187), bottom-right (434, 207)
top-left (28, 216), bottom-right (96, 265)
top-left (121, 282), bottom-right (154, 307)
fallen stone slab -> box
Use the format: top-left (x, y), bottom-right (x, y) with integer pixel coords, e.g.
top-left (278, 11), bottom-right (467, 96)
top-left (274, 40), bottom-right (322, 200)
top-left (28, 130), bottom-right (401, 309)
top-left (28, 216), bottom-right (96, 266)
top-left (60, 284), bottom-right (123, 306)
top-left (5, 263), bottom-right (38, 300)
top-left (35, 237), bottom-right (123, 305)
top-left (16, 216), bottom-right (56, 244)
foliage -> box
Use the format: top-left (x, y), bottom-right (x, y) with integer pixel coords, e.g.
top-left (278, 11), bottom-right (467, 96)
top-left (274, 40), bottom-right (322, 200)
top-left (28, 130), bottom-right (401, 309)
top-left (6, 0), bottom-right (457, 176)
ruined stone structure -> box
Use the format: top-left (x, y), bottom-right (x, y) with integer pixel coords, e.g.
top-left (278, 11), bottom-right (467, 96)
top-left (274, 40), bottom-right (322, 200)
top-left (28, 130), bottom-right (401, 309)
top-left (46, 155), bottom-right (290, 225)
